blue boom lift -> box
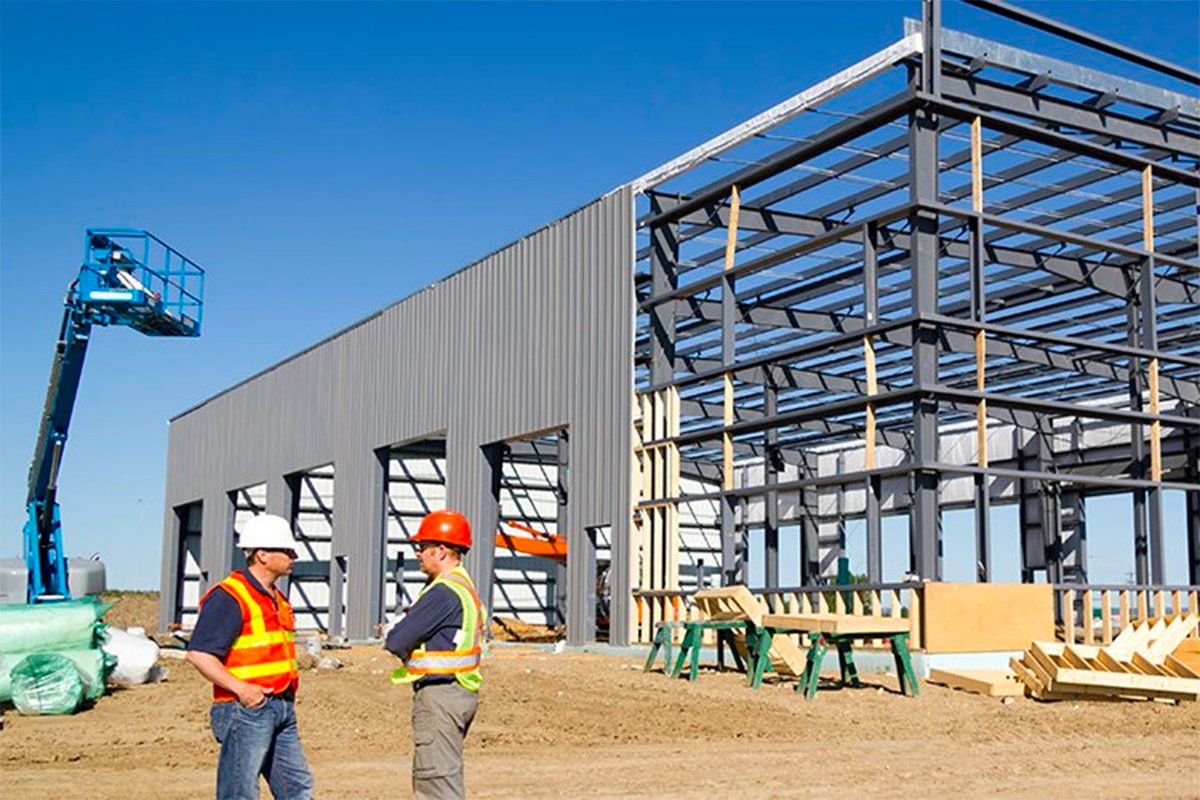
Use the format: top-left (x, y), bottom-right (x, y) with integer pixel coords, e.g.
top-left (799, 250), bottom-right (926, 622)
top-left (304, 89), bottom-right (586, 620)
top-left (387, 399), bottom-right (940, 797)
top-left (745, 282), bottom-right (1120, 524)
top-left (24, 229), bottom-right (205, 603)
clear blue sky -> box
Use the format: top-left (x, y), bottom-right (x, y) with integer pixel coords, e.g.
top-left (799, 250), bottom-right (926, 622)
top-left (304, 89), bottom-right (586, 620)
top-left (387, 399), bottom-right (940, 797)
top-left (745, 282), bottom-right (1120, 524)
top-left (2, 2), bottom-right (1197, 590)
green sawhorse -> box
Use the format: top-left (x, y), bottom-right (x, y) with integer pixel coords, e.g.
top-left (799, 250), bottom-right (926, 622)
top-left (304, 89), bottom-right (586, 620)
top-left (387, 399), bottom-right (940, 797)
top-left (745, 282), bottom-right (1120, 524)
top-left (794, 631), bottom-right (920, 700)
top-left (745, 614), bottom-right (920, 700)
top-left (644, 620), bottom-right (686, 673)
top-left (645, 619), bottom-right (748, 681)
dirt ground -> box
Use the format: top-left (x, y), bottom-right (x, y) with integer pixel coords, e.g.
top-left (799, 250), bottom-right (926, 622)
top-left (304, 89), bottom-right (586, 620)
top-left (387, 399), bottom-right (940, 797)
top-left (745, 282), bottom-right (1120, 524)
top-left (2, 594), bottom-right (1197, 799)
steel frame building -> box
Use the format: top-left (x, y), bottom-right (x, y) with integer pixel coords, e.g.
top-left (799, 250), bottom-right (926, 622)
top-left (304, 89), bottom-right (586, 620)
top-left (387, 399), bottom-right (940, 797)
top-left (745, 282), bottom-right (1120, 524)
top-left (160, 1), bottom-right (1199, 646)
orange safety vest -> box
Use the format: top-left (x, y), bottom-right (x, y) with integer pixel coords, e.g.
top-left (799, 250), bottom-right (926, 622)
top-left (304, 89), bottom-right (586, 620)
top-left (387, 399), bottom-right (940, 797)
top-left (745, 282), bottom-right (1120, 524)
top-left (199, 570), bottom-right (299, 702)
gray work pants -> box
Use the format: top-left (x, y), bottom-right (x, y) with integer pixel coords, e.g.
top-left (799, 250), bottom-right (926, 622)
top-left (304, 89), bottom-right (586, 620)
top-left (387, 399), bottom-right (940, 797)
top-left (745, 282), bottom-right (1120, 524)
top-left (411, 682), bottom-right (478, 800)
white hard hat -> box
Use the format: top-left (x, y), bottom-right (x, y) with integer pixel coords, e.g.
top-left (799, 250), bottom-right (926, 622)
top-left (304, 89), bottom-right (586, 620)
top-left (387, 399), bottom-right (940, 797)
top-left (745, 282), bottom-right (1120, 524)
top-left (237, 514), bottom-right (300, 551)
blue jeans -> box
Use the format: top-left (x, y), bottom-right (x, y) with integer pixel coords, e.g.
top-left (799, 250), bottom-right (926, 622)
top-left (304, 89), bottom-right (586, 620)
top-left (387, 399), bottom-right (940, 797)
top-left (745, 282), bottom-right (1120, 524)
top-left (209, 697), bottom-right (314, 800)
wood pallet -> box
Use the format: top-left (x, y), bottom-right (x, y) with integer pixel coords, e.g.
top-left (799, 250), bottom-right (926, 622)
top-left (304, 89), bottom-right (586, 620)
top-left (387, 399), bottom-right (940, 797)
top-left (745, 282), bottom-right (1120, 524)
top-left (1010, 613), bottom-right (1200, 703)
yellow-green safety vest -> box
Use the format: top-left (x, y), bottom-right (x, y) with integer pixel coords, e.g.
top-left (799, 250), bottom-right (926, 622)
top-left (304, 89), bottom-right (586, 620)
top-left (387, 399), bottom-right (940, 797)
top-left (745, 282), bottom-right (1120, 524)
top-left (390, 565), bottom-right (484, 693)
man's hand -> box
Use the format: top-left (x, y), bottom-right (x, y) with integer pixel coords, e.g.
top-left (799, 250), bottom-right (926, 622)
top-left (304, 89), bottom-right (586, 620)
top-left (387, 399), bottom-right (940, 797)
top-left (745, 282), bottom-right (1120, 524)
top-left (236, 682), bottom-right (269, 708)
top-left (187, 650), bottom-right (271, 707)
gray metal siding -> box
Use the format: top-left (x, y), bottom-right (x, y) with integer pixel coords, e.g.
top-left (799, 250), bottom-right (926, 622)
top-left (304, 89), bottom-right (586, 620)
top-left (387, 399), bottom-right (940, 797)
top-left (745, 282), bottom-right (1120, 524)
top-left (159, 189), bottom-right (634, 642)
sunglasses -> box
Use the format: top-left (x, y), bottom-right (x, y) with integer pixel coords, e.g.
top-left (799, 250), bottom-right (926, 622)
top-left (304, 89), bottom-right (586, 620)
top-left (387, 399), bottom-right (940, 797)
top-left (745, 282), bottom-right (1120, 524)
top-left (262, 548), bottom-right (299, 559)
top-left (413, 542), bottom-right (445, 554)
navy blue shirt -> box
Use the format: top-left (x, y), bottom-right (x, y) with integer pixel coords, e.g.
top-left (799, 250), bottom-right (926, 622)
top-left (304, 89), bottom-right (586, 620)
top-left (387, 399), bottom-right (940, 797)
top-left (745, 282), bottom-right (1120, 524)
top-left (188, 569), bottom-right (274, 660)
top-left (384, 583), bottom-right (463, 688)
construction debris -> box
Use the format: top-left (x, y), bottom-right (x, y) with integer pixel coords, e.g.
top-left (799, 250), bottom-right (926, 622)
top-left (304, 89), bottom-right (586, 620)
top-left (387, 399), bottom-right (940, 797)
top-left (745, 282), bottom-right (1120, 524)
top-left (1010, 614), bottom-right (1200, 703)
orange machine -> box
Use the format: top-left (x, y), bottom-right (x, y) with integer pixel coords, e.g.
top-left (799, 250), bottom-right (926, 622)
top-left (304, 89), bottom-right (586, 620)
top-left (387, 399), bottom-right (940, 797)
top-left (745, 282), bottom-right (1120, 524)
top-left (495, 520), bottom-right (567, 563)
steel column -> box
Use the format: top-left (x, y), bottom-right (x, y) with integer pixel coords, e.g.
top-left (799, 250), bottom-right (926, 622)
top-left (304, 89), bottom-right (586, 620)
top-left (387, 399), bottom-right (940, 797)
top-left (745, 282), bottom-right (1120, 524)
top-left (764, 373), bottom-right (780, 590)
top-left (649, 196), bottom-right (678, 386)
top-left (908, 31), bottom-right (942, 580)
top-left (555, 431), bottom-right (569, 627)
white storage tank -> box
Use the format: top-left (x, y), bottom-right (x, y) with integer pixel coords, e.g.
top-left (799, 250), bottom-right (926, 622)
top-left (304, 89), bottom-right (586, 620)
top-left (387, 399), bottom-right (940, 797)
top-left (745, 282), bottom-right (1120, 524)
top-left (0, 556), bottom-right (106, 603)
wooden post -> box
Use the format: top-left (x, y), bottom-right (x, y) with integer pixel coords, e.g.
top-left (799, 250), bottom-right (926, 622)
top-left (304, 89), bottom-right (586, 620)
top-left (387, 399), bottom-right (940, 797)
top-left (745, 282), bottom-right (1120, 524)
top-left (1143, 166), bottom-right (1162, 485)
top-left (1082, 588), bottom-right (1094, 645)
top-left (1190, 591), bottom-right (1199, 638)
top-left (1119, 590), bottom-right (1130, 630)
top-left (971, 117), bottom-right (988, 469)
top-left (971, 117), bottom-right (984, 213)
top-left (1101, 589), bottom-right (1113, 645)
top-left (722, 186), bottom-right (740, 494)
top-left (1063, 588), bottom-right (1076, 645)
top-left (908, 587), bottom-right (923, 650)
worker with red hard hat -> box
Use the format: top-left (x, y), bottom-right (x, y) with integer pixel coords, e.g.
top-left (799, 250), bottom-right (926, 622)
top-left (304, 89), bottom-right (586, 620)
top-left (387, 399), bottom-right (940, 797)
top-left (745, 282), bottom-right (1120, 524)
top-left (385, 509), bottom-right (484, 800)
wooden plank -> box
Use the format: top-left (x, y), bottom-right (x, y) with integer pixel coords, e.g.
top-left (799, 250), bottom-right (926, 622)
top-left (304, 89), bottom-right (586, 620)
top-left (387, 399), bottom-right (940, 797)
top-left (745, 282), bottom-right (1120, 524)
top-left (1170, 649), bottom-right (1200, 676)
top-left (1009, 656), bottom-right (1041, 695)
top-left (1165, 654), bottom-right (1200, 679)
top-left (1096, 649), bottom-right (1136, 675)
top-left (1061, 645), bottom-right (1094, 671)
top-left (1109, 621), bottom-right (1138, 651)
top-left (929, 668), bottom-right (1025, 697)
top-left (1146, 613), bottom-right (1199, 662)
top-left (1142, 164), bottom-right (1154, 253)
top-left (971, 116), bottom-right (984, 213)
top-left (908, 587), bottom-right (922, 649)
top-left (762, 613), bottom-right (911, 635)
top-left (1110, 621), bottom-right (1153, 657)
top-left (1101, 589), bottom-right (1113, 645)
top-left (1023, 651), bottom-right (1056, 690)
top-left (1190, 592), bottom-right (1199, 637)
top-left (1130, 651), bottom-right (1172, 677)
top-left (1082, 588), bottom-right (1094, 645)
top-left (921, 582), bottom-right (1054, 653)
top-left (1051, 665), bottom-right (1200, 697)
top-left (1029, 642), bottom-right (1064, 684)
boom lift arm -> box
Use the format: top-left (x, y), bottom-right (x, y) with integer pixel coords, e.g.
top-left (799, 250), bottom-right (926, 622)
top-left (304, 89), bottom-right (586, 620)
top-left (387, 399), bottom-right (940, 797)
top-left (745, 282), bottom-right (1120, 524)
top-left (24, 229), bottom-right (205, 602)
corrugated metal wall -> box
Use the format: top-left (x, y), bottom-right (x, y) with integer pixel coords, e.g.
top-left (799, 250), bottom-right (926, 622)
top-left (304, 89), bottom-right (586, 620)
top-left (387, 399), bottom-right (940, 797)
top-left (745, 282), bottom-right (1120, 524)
top-left (159, 189), bottom-right (635, 643)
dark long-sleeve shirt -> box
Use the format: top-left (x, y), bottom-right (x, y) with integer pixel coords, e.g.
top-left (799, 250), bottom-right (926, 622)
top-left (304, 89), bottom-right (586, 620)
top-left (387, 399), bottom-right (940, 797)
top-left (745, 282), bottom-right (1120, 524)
top-left (384, 583), bottom-right (462, 688)
top-left (188, 569), bottom-right (274, 659)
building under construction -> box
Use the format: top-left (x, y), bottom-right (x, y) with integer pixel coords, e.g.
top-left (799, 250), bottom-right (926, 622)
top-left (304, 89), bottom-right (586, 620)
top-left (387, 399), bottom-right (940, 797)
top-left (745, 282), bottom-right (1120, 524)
top-left (158, 1), bottom-right (1199, 647)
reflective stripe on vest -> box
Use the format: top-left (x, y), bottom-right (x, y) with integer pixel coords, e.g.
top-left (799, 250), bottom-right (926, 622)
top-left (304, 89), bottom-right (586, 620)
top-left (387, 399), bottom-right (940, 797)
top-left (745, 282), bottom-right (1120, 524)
top-left (391, 566), bottom-right (484, 692)
top-left (203, 572), bottom-right (299, 700)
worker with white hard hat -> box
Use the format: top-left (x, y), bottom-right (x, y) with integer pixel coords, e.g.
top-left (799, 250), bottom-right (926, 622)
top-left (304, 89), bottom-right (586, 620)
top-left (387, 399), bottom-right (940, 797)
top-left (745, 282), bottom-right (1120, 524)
top-left (385, 509), bottom-right (484, 800)
top-left (186, 513), bottom-right (314, 799)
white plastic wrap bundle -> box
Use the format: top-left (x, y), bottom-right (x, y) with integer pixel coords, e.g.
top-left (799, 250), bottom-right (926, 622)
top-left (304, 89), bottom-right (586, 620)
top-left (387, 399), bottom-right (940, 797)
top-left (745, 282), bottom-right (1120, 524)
top-left (101, 627), bottom-right (161, 684)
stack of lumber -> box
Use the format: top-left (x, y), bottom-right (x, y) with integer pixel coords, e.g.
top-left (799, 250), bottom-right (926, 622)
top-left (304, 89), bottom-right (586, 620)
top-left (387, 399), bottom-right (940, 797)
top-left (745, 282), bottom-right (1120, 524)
top-left (1010, 613), bottom-right (1200, 702)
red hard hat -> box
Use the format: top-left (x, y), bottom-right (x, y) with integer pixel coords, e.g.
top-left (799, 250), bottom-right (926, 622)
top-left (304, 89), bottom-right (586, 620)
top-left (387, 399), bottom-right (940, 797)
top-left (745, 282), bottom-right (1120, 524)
top-left (413, 509), bottom-right (472, 549)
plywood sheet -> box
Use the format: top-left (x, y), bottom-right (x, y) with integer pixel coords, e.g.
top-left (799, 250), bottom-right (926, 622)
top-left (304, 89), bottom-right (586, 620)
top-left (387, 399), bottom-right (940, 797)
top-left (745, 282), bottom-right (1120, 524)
top-left (922, 583), bottom-right (1054, 654)
top-left (929, 668), bottom-right (1025, 697)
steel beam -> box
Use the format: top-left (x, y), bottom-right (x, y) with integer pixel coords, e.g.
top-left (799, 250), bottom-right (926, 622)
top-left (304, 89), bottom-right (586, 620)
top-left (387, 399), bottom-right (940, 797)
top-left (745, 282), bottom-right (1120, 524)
top-left (961, 0), bottom-right (1200, 86)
